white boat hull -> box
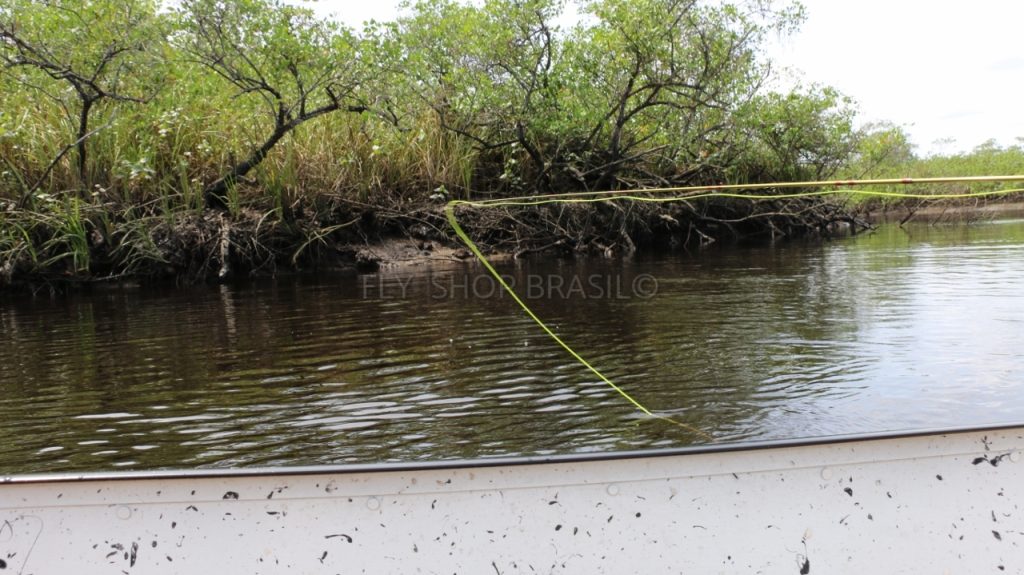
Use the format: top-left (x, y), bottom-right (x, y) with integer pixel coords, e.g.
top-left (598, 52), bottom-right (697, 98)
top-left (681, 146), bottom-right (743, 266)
top-left (2, 425), bottom-right (1023, 573)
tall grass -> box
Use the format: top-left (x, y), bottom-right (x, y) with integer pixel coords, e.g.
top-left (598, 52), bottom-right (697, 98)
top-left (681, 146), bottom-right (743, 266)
top-left (0, 86), bottom-right (482, 211)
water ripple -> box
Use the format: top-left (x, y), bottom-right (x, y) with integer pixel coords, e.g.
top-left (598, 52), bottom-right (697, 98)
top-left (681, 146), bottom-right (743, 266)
top-left (3, 222), bottom-right (1024, 472)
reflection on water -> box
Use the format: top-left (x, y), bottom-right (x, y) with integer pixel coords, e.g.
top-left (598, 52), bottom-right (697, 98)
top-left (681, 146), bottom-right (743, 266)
top-left (2, 221), bottom-right (1024, 473)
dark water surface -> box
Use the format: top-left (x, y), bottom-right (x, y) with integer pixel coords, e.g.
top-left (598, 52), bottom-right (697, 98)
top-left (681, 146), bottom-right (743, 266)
top-left (3, 221), bottom-right (1024, 474)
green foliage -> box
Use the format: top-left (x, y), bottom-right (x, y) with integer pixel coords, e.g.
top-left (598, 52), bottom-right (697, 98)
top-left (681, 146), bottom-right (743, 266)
top-left (844, 121), bottom-right (916, 179)
top-left (731, 85), bottom-right (859, 182)
top-left (0, 0), bottom-right (955, 282)
top-left (396, 0), bottom-right (564, 192)
top-left (1, 0), bottom-right (858, 207)
top-left (886, 139), bottom-right (1024, 183)
top-left (0, 0), bottom-right (165, 91)
top-left (0, 0), bottom-right (167, 189)
top-left (393, 0), bottom-right (827, 191)
top-left (177, 0), bottom-right (363, 119)
top-left (177, 0), bottom-right (375, 207)
top-left (839, 126), bottom-right (1024, 206)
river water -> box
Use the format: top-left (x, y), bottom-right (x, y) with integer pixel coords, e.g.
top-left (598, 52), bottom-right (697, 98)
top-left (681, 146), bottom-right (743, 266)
top-left (3, 221), bottom-right (1024, 474)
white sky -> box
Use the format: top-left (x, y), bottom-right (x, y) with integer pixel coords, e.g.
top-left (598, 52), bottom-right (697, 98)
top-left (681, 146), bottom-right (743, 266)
top-left (768, 0), bottom-right (1024, 156)
top-left (302, 0), bottom-right (1024, 156)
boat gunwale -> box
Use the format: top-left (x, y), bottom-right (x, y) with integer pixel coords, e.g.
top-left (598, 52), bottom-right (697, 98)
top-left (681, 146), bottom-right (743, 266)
top-left (5, 421), bottom-right (1023, 485)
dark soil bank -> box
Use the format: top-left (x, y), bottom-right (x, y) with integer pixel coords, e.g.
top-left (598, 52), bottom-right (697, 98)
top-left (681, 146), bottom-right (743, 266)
top-left (0, 194), bottom-right (871, 292)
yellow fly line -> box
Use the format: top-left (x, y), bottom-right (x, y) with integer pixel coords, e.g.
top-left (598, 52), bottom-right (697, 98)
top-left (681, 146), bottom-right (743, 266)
top-left (445, 175), bottom-right (1024, 441)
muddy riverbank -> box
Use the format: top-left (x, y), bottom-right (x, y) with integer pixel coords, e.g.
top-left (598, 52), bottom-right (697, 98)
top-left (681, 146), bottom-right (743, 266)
top-left (1, 194), bottom-right (873, 292)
